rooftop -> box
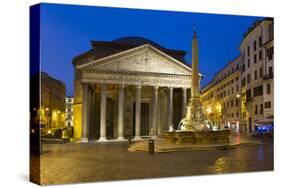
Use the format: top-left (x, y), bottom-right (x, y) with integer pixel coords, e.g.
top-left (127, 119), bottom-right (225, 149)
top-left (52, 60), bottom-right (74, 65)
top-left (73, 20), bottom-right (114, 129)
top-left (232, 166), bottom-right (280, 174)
top-left (73, 36), bottom-right (189, 67)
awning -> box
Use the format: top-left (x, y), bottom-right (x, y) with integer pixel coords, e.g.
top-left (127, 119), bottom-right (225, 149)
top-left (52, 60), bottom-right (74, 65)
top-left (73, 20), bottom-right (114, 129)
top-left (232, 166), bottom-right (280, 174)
top-left (255, 118), bottom-right (274, 125)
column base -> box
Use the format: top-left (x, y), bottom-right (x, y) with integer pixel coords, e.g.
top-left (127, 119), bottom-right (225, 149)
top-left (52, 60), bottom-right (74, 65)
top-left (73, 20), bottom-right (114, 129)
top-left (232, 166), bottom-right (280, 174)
top-left (77, 137), bottom-right (88, 143)
top-left (134, 136), bottom-right (142, 140)
top-left (97, 137), bottom-right (108, 142)
top-left (117, 137), bottom-right (126, 141)
top-left (152, 135), bottom-right (158, 139)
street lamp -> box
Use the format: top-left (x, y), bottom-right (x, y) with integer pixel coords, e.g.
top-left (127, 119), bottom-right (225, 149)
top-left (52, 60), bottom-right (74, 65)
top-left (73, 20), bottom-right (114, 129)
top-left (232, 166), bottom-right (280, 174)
top-left (206, 107), bottom-right (211, 114)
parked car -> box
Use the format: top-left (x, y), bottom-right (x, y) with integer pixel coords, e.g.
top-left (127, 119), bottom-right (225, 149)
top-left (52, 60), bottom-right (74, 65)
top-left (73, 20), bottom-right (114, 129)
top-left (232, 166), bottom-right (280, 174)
top-left (252, 124), bottom-right (273, 138)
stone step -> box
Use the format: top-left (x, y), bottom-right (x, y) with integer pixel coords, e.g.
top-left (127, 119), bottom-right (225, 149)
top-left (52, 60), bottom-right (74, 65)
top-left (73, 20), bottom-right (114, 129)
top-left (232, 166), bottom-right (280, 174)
top-left (128, 140), bottom-right (258, 153)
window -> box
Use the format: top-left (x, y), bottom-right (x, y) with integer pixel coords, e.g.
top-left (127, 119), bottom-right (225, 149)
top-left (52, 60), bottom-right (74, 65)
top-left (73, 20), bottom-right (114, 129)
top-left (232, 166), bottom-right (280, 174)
top-left (242, 64), bottom-right (245, 72)
top-left (242, 78), bottom-right (246, 87)
top-left (268, 66), bottom-right (273, 78)
top-left (236, 99), bottom-right (239, 106)
top-left (267, 47), bottom-right (273, 60)
top-left (232, 113), bottom-right (234, 118)
top-left (268, 23), bottom-right (273, 41)
top-left (236, 64), bottom-right (239, 71)
top-left (248, 59), bottom-right (251, 68)
top-left (246, 89), bottom-right (251, 100)
top-left (254, 70), bottom-right (257, 80)
top-left (254, 40), bottom-right (257, 51)
top-left (254, 54), bottom-right (257, 63)
top-left (253, 85), bottom-right (263, 97)
top-left (265, 101), bottom-right (271, 109)
top-left (267, 83), bottom-right (271, 94)
top-left (232, 87), bottom-right (234, 94)
top-left (247, 46), bottom-right (250, 56)
top-left (236, 84), bottom-right (239, 92)
top-left (260, 67), bottom-right (263, 78)
top-left (259, 50), bottom-right (262, 61)
top-left (231, 100), bottom-right (234, 107)
top-left (247, 74), bottom-right (251, 84)
top-left (236, 112), bottom-right (239, 117)
top-left (255, 105), bottom-right (258, 115)
top-left (260, 104), bottom-right (263, 114)
top-left (259, 36), bottom-right (262, 47)
top-left (227, 102), bottom-right (229, 108)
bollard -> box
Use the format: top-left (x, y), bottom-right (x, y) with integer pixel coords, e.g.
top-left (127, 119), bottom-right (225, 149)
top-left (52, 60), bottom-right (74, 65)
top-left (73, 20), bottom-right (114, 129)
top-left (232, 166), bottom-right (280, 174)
top-left (148, 139), bottom-right (154, 154)
top-left (127, 136), bottom-right (132, 145)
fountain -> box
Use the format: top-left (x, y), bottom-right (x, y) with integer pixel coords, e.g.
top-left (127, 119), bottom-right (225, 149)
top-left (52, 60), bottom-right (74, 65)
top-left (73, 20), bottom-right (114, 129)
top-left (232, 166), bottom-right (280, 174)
top-left (160, 31), bottom-right (231, 145)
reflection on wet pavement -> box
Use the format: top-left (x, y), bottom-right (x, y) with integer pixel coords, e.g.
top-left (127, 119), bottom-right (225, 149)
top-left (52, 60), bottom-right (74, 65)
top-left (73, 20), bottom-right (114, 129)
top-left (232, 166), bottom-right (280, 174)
top-left (39, 140), bottom-right (273, 185)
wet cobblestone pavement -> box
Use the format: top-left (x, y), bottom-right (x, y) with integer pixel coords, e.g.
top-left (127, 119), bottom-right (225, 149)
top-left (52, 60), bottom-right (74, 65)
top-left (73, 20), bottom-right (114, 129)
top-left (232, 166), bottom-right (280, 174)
top-left (38, 137), bottom-right (273, 185)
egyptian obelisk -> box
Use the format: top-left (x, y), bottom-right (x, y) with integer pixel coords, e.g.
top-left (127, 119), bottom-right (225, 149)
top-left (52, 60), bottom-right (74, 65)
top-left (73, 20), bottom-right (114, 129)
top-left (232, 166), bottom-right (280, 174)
top-left (190, 31), bottom-right (201, 105)
top-left (183, 31), bottom-right (206, 131)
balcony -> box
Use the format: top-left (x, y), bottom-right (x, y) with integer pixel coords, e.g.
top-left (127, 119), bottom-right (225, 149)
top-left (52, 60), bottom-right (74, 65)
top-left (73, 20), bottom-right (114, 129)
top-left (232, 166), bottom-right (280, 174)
top-left (263, 74), bottom-right (273, 80)
top-left (246, 96), bottom-right (253, 103)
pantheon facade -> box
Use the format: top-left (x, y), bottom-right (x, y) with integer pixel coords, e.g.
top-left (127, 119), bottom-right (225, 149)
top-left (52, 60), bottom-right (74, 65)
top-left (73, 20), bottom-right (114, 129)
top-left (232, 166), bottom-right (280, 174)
top-left (72, 37), bottom-right (200, 142)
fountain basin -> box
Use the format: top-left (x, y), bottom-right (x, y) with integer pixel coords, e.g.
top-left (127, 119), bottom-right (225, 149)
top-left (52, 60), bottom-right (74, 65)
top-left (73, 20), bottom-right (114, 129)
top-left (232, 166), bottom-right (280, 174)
top-left (160, 130), bottom-right (231, 145)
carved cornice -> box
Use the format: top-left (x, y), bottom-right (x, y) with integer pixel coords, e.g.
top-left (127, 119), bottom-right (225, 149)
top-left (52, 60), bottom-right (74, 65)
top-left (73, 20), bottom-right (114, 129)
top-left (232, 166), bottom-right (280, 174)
top-left (83, 69), bottom-right (191, 79)
top-left (81, 69), bottom-right (191, 88)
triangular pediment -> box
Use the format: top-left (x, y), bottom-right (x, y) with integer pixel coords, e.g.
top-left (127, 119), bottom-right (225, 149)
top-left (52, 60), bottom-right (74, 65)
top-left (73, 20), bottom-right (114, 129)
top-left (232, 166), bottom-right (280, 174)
top-left (78, 44), bottom-right (192, 75)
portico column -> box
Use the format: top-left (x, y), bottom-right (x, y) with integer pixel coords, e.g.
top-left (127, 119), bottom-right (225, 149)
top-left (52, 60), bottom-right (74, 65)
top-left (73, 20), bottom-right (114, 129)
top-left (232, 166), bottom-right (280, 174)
top-left (117, 84), bottom-right (125, 140)
top-left (182, 87), bottom-right (187, 118)
top-left (168, 87), bottom-right (174, 128)
top-left (81, 83), bottom-right (89, 142)
top-left (152, 86), bottom-right (159, 137)
top-left (98, 84), bottom-right (107, 141)
top-left (135, 85), bottom-right (141, 140)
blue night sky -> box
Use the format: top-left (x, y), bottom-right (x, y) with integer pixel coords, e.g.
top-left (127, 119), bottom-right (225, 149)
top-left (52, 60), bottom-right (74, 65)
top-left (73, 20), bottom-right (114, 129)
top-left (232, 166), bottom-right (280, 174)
top-left (40, 3), bottom-right (264, 96)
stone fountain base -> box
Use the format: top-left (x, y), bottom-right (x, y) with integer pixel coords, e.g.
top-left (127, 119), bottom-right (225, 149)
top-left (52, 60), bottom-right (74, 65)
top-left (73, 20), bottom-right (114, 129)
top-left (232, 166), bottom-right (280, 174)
top-left (159, 130), bottom-right (231, 145)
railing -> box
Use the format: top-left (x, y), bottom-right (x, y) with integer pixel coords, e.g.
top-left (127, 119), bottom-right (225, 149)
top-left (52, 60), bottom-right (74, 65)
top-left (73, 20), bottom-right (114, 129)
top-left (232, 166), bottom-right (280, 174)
top-left (246, 97), bottom-right (253, 103)
top-left (263, 74), bottom-right (273, 80)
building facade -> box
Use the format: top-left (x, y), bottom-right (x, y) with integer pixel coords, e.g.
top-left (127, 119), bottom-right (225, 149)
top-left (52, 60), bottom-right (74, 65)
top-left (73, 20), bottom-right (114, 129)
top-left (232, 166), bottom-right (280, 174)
top-left (65, 97), bottom-right (74, 127)
top-left (201, 56), bottom-right (242, 132)
top-left (240, 18), bottom-right (274, 133)
top-left (39, 72), bottom-right (66, 129)
top-left (201, 18), bottom-right (274, 133)
top-left (72, 37), bottom-right (199, 142)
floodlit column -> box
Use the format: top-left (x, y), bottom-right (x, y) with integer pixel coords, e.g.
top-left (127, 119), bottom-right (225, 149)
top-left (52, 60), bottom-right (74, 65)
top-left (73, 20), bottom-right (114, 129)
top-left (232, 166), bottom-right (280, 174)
top-left (81, 83), bottom-right (89, 142)
top-left (152, 86), bottom-right (159, 137)
top-left (168, 87), bottom-right (174, 127)
top-left (99, 84), bottom-right (107, 141)
top-left (135, 85), bottom-right (142, 140)
top-left (182, 87), bottom-right (187, 118)
top-left (117, 84), bottom-right (125, 140)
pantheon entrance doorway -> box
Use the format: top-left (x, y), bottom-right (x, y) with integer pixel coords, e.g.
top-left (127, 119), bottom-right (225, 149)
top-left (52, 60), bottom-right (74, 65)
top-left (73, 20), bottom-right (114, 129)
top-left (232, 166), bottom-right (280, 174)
top-left (132, 102), bottom-right (150, 137)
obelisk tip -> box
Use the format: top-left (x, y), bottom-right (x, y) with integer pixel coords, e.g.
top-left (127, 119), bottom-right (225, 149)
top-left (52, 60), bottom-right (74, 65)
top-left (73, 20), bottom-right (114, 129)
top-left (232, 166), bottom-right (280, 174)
top-left (193, 30), bottom-right (197, 38)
